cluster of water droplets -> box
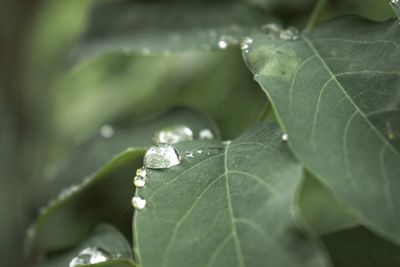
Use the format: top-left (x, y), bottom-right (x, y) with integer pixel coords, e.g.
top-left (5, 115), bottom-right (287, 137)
top-left (69, 247), bottom-right (110, 267)
top-left (240, 36), bottom-right (253, 54)
top-left (218, 35), bottom-right (239, 49)
top-left (132, 124), bottom-right (216, 209)
top-left (262, 23), bottom-right (300, 41)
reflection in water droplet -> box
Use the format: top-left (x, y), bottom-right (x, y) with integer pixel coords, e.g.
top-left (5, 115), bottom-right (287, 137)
top-left (100, 125), bottom-right (114, 138)
top-left (391, 0), bottom-right (400, 20)
top-left (199, 129), bottom-right (215, 140)
top-left (282, 134), bottom-right (288, 141)
top-left (154, 125), bottom-right (193, 144)
top-left (144, 144), bottom-right (181, 169)
top-left (132, 196), bottom-right (146, 209)
top-left (279, 27), bottom-right (300, 41)
top-left (69, 247), bottom-right (109, 267)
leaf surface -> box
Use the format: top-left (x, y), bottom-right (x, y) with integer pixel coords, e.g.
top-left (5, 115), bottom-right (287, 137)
top-left (243, 17), bottom-right (400, 243)
top-left (70, 0), bottom-right (272, 64)
top-left (37, 224), bottom-right (134, 267)
top-left (134, 122), bottom-right (330, 267)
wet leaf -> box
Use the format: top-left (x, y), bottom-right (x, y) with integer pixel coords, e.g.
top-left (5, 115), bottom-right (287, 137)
top-left (134, 122), bottom-right (330, 267)
top-left (36, 224), bottom-right (134, 267)
top-left (69, 0), bottom-right (272, 65)
top-left (29, 108), bottom-right (219, 254)
top-left (243, 17), bottom-right (400, 243)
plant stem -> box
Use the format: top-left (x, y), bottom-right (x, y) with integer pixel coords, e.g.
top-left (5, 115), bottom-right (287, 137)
top-left (304, 0), bottom-right (328, 33)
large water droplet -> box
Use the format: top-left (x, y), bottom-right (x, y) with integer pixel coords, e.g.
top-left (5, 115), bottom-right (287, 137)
top-left (69, 247), bottom-right (109, 267)
top-left (154, 124), bottom-right (194, 144)
top-left (132, 196), bottom-right (146, 209)
top-left (279, 27), bottom-right (300, 41)
top-left (144, 144), bottom-right (181, 169)
top-left (199, 129), bottom-right (215, 140)
top-left (391, 0), bottom-right (400, 20)
top-left (100, 125), bottom-right (114, 138)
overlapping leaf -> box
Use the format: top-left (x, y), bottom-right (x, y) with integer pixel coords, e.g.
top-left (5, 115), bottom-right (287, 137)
top-left (69, 0), bottom-right (272, 65)
top-left (29, 108), bottom-right (219, 254)
top-left (243, 17), bottom-right (400, 243)
top-left (36, 225), bottom-right (134, 267)
top-left (322, 226), bottom-right (400, 267)
top-left (134, 122), bottom-right (330, 267)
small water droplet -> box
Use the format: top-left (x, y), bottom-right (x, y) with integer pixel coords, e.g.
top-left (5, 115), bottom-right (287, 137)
top-left (100, 125), bottom-right (114, 138)
top-left (197, 150), bottom-right (203, 154)
top-left (132, 196), bottom-right (146, 209)
top-left (199, 129), bottom-right (215, 140)
top-left (134, 176), bottom-right (146, 187)
top-left (282, 133), bottom-right (288, 141)
top-left (240, 36), bottom-right (253, 51)
top-left (69, 247), bottom-right (109, 267)
top-left (279, 27), bottom-right (300, 40)
top-left (144, 143), bottom-right (181, 169)
top-left (222, 140), bottom-right (232, 145)
top-left (218, 40), bottom-right (228, 49)
top-left (154, 124), bottom-right (194, 144)
top-left (185, 151), bottom-right (194, 158)
top-left (136, 167), bottom-right (146, 178)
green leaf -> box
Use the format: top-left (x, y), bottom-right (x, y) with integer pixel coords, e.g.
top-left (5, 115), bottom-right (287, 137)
top-left (322, 226), bottom-right (400, 267)
top-left (320, 0), bottom-right (396, 22)
top-left (69, 0), bottom-right (272, 65)
top-left (243, 17), bottom-right (400, 243)
top-left (28, 148), bottom-right (144, 254)
top-left (35, 108), bottom-right (220, 205)
top-left (134, 122), bottom-right (330, 267)
top-left (297, 172), bottom-right (359, 235)
top-left (29, 108), bottom-right (219, 254)
top-left (36, 224), bottom-right (134, 267)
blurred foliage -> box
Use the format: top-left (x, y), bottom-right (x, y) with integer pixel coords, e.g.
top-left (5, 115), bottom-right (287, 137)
top-left (1, 0), bottom-right (399, 266)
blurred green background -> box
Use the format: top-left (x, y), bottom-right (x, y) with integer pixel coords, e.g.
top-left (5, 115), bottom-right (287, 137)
top-left (0, 0), bottom-right (395, 266)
